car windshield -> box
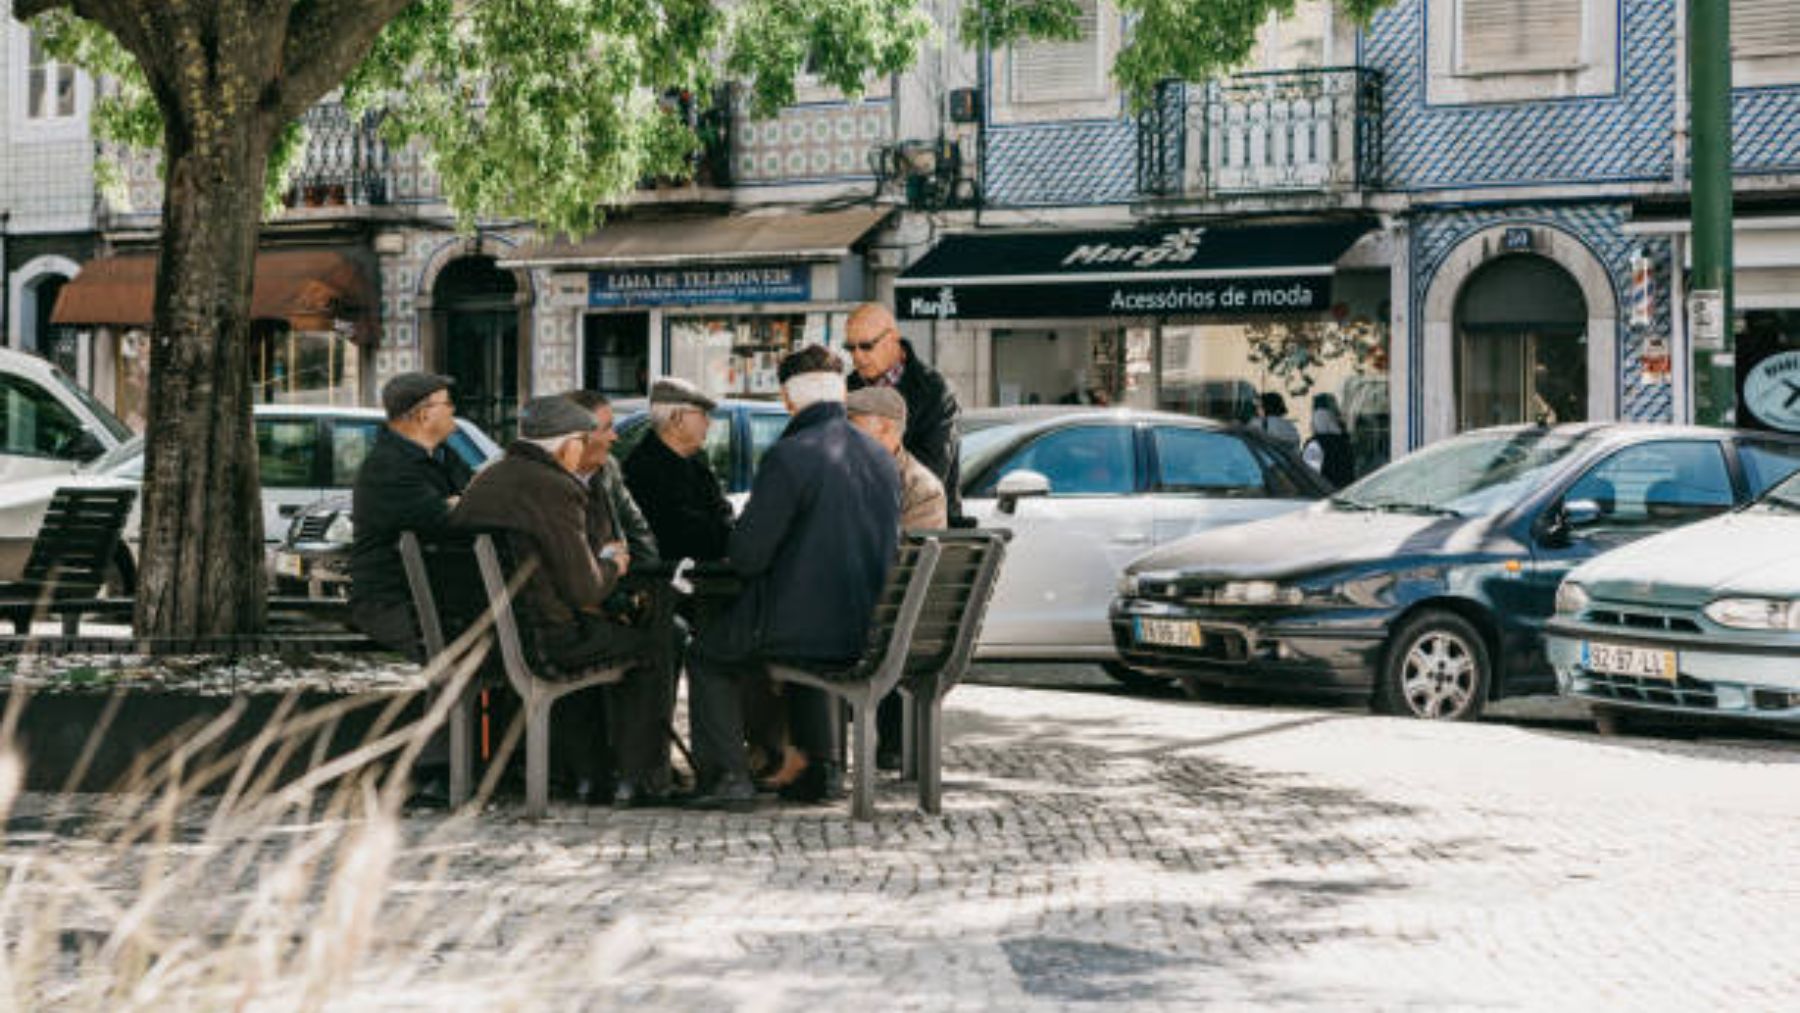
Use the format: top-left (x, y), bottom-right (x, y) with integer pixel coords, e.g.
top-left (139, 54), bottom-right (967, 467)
top-left (52, 366), bottom-right (136, 443)
top-left (959, 422), bottom-right (1029, 482)
top-left (1331, 429), bottom-right (1584, 517)
top-left (1752, 469), bottom-right (1800, 514)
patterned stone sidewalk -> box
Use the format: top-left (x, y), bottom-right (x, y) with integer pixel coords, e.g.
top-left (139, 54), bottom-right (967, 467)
top-left (4, 684), bottom-right (1797, 1010)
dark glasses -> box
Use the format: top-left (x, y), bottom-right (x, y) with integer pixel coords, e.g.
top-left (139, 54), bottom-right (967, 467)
top-left (846, 330), bottom-right (894, 353)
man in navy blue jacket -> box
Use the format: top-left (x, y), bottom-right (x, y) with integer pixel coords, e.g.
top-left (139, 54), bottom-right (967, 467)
top-left (686, 345), bottom-right (901, 809)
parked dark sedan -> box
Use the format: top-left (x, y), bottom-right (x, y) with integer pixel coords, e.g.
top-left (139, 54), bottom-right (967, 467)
top-left (1110, 423), bottom-right (1800, 720)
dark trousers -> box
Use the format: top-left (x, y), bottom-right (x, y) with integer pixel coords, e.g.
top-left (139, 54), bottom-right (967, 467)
top-left (541, 582), bottom-right (678, 791)
top-left (687, 638), bottom-right (833, 788)
top-left (351, 598), bottom-right (450, 774)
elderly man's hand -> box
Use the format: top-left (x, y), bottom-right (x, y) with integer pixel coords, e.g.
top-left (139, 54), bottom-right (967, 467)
top-left (601, 540), bottom-right (631, 577)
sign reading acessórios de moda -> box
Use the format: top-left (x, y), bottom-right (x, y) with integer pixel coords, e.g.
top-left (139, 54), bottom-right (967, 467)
top-left (899, 275), bottom-right (1331, 321)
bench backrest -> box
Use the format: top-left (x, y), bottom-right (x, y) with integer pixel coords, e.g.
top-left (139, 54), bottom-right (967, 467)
top-left (20, 487), bottom-right (137, 598)
top-left (861, 529), bottom-right (1006, 695)
top-left (400, 529), bottom-right (543, 675)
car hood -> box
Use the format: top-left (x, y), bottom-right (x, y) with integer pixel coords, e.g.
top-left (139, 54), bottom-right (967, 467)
top-left (1126, 502), bottom-right (1507, 580)
top-left (1569, 510), bottom-right (1800, 604)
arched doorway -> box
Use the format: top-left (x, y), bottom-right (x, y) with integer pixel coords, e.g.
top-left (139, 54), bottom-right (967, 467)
top-left (1454, 254), bottom-right (1588, 430)
top-left (433, 256), bottom-right (520, 440)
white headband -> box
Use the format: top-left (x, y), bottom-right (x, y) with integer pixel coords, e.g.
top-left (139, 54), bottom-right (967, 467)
top-left (782, 371), bottom-right (847, 412)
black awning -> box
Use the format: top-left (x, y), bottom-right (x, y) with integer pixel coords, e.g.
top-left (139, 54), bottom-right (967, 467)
top-left (895, 219), bottom-right (1374, 320)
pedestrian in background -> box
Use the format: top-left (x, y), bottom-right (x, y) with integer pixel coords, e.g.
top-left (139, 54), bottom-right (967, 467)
top-left (1251, 391), bottom-right (1301, 449)
top-left (1303, 392), bottom-right (1356, 489)
top-left (844, 302), bottom-right (962, 518)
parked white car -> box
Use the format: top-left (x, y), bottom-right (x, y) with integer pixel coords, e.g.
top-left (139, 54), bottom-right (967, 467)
top-left (957, 408), bottom-right (1330, 681)
top-left (0, 346), bottom-right (134, 484)
top-left (0, 401), bottom-right (499, 589)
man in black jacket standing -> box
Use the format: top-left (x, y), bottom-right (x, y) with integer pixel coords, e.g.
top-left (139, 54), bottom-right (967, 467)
top-left (348, 372), bottom-right (472, 656)
top-left (622, 378), bottom-right (733, 565)
top-left (845, 302), bottom-right (962, 518)
top-left (845, 303), bottom-right (964, 768)
top-left (686, 346), bottom-right (901, 810)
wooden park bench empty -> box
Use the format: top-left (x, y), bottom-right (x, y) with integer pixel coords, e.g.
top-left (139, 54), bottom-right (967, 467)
top-left (766, 528), bottom-right (1006, 821)
top-left (0, 487), bottom-right (137, 637)
top-left (400, 529), bottom-right (633, 819)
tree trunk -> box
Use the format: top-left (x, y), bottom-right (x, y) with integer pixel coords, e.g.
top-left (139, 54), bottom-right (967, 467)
top-left (134, 103), bottom-right (276, 638)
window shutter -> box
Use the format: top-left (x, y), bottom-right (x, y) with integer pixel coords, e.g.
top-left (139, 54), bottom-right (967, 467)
top-left (1459, 0), bottom-right (1583, 73)
top-left (1010, 0), bottom-right (1105, 103)
top-left (1734, 0), bottom-right (1800, 59)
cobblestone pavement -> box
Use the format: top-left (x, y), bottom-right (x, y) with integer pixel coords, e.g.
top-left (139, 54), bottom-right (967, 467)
top-left (5, 677), bottom-right (1798, 1010)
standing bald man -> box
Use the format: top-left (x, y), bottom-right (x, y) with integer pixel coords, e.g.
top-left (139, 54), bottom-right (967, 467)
top-left (844, 303), bottom-right (962, 519)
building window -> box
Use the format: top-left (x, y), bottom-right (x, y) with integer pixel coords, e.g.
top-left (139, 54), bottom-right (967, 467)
top-left (664, 312), bottom-right (848, 402)
top-left (26, 32), bottom-right (78, 121)
top-left (1734, 0), bottom-right (1800, 59)
top-left (1008, 0), bottom-right (1106, 104)
top-left (1457, 0), bottom-right (1581, 75)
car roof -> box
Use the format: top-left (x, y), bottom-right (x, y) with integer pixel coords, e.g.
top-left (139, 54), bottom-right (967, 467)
top-left (1458, 421), bottom-right (1800, 445)
top-left (611, 396), bottom-right (786, 416)
top-left (962, 406), bottom-right (1236, 432)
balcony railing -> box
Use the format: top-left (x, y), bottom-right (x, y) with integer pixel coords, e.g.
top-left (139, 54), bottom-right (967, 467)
top-left (1137, 68), bottom-right (1383, 201)
top-left (285, 102), bottom-right (392, 208)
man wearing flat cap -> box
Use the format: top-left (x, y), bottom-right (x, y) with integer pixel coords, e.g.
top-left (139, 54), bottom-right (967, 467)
top-left (847, 387), bottom-right (948, 531)
top-left (623, 377), bottom-right (734, 565)
top-left (454, 395), bottom-right (674, 801)
top-left (350, 371), bottom-right (472, 656)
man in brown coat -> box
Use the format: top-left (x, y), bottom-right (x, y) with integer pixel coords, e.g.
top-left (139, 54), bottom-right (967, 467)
top-left (452, 395), bottom-right (673, 804)
top-left (847, 387), bottom-right (948, 531)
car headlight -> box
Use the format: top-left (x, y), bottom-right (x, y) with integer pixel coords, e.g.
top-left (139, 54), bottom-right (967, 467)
top-left (1554, 581), bottom-right (1590, 618)
top-left (1216, 580), bottom-right (1304, 606)
top-left (1702, 597), bottom-right (1800, 631)
top-left (324, 512), bottom-right (354, 545)
top-left (1117, 572), bottom-right (1141, 597)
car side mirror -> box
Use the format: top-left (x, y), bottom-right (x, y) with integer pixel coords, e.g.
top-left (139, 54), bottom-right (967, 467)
top-left (1542, 498), bottom-right (1603, 547)
top-left (64, 429), bottom-right (108, 463)
top-left (995, 469), bottom-right (1051, 515)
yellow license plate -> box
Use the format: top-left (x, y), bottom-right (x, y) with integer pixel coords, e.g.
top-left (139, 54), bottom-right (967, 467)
top-left (275, 552), bottom-right (306, 579)
top-left (1136, 618), bottom-right (1205, 649)
top-left (1582, 641), bottom-right (1678, 680)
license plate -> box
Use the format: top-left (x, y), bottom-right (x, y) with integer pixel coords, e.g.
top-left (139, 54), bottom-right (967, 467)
top-left (275, 552), bottom-right (306, 579)
top-left (1582, 641), bottom-right (1678, 680)
top-left (1136, 618), bottom-right (1205, 649)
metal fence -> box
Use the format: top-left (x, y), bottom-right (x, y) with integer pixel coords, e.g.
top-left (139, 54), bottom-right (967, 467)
top-left (1137, 67), bottom-right (1383, 200)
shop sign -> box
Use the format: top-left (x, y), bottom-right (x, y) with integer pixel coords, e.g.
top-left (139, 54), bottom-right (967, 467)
top-left (1743, 350), bottom-right (1800, 433)
top-left (1688, 289), bottom-right (1725, 351)
top-left (899, 275), bottom-right (1331, 321)
top-left (1639, 333), bottom-right (1672, 387)
top-left (589, 263), bottom-right (810, 307)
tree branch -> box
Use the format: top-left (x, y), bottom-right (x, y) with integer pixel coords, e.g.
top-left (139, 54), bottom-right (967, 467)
top-left (273, 0), bottom-right (418, 123)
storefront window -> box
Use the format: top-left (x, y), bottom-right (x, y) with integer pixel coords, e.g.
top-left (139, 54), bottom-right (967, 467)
top-left (992, 326), bottom-right (1126, 406)
top-left (1159, 315), bottom-right (1391, 479)
top-left (254, 323), bottom-right (362, 405)
top-left (665, 312), bottom-right (845, 400)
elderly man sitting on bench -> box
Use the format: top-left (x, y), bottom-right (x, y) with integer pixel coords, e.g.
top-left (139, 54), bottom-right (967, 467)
top-left (452, 395), bottom-right (674, 805)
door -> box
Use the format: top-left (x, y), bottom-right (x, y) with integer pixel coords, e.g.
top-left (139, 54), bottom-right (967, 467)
top-left (583, 313), bottom-right (650, 397)
top-left (1146, 425), bottom-right (1317, 545)
top-left (445, 311), bottom-right (519, 441)
top-left (963, 423), bottom-right (1149, 655)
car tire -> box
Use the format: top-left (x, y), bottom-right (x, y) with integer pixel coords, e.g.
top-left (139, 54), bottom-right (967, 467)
top-left (1100, 661), bottom-right (1174, 694)
top-left (1376, 609), bottom-right (1491, 721)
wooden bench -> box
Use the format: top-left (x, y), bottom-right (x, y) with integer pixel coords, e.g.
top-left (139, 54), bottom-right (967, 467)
top-left (0, 487), bottom-right (137, 636)
top-left (766, 529), bottom-right (1006, 821)
top-left (399, 530), bottom-right (634, 819)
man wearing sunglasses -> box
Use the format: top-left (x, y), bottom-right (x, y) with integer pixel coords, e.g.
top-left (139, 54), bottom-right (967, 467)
top-left (843, 303), bottom-right (961, 520)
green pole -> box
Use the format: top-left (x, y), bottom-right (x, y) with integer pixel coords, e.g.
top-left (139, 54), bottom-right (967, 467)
top-left (1689, 0), bottom-right (1734, 425)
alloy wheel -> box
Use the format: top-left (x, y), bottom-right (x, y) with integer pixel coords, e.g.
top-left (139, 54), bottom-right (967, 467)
top-left (1399, 630), bottom-right (1479, 719)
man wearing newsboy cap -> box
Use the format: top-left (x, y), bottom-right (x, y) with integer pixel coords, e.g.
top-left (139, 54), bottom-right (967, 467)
top-left (623, 376), bottom-right (734, 566)
top-left (455, 395), bottom-right (674, 801)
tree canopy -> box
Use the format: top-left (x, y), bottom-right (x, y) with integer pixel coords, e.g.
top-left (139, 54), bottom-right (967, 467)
top-left (35, 0), bottom-right (1390, 236)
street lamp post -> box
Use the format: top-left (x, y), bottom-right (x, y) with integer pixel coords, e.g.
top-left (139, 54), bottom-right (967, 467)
top-left (1, 209), bottom-right (11, 348)
top-left (1688, 0), bottom-right (1734, 424)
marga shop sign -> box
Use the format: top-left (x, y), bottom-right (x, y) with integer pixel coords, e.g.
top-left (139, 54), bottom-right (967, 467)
top-left (590, 263), bottom-right (810, 307)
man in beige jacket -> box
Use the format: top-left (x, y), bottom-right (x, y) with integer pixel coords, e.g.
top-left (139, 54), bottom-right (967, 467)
top-left (848, 386), bottom-right (948, 530)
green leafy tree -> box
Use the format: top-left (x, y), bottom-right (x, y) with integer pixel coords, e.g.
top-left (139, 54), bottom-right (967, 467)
top-left (21, 0), bottom-right (1385, 636)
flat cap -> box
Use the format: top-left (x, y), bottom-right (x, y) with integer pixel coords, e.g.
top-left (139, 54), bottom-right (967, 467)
top-left (518, 395), bottom-right (600, 440)
top-left (649, 376), bottom-right (718, 412)
top-left (846, 386), bottom-right (907, 426)
top-left (381, 371), bottom-right (454, 420)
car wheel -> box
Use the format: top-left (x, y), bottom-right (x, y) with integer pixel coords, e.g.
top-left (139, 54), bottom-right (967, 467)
top-left (1101, 661), bottom-right (1174, 694)
top-left (1376, 610), bottom-right (1490, 721)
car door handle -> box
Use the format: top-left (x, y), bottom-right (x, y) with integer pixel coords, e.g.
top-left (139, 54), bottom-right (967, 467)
top-left (279, 504), bottom-right (302, 516)
top-left (1110, 533), bottom-right (1149, 545)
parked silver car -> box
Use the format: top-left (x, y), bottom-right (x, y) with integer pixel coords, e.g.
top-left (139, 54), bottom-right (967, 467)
top-left (1547, 464), bottom-right (1800, 733)
top-left (958, 407), bottom-right (1330, 682)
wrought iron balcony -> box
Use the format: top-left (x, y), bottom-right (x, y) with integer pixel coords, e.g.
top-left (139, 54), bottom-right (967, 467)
top-left (1138, 68), bottom-right (1383, 201)
top-left (284, 102), bottom-right (392, 208)
top-left (637, 87), bottom-right (734, 192)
